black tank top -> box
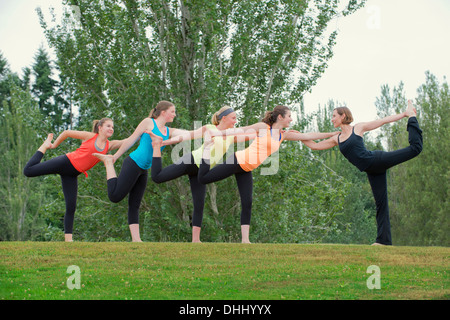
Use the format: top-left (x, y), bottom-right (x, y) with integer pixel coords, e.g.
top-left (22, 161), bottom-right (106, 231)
top-left (338, 127), bottom-right (375, 172)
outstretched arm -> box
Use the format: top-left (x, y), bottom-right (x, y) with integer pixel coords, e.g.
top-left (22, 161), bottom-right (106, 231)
top-left (356, 112), bottom-right (407, 135)
top-left (283, 130), bottom-right (339, 141)
top-left (211, 122), bottom-right (268, 137)
top-left (162, 126), bottom-right (208, 146)
top-left (355, 99), bottom-right (414, 135)
top-left (301, 135), bottom-right (339, 150)
top-left (51, 130), bottom-right (95, 149)
top-left (112, 118), bottom-right (152, 161)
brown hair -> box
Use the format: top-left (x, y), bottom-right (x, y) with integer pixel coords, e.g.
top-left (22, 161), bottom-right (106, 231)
top-left (211, 106), bottom-right (234, 125)
top-left (262, 105), bottom-right (290, 126)
top-left (149, 100), bottom-right (175, 118)
top-left (334, 106), bottom-right (353, 124)
top-left (92, 118), bottom-right (113, 133)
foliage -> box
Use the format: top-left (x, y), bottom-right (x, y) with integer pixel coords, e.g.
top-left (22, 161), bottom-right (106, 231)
top-left (0, 51), bottom-right (72, 241)
top-left (31, 47), bottom-right (71, 132)
top-left (37, 0), bottom-right (365, 128)
top-left (0, 79), bottom-right (46, 240)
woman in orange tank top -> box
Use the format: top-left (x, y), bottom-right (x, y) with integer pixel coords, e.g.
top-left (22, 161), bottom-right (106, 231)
top-left (196, 105), bottom-right (339, 243)
top-left (23, 118), bottom-right (124, 242)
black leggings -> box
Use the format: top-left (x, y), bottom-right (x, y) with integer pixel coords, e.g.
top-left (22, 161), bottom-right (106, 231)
top-left (151, 153), bottom-right (206, 227)
top-left (106, 156), bottom-right (148, 225)
top-left (198, 154), bottom-right (253, 225)
top-left (23, 152), bottom-right (81, 234)
top-left (364, 117), bottom-right (423, 245)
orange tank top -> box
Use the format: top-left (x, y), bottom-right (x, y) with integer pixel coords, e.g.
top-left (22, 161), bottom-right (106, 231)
top-left (66, 134), bottom-right (109, 177)
top-left (235, 125), bottom-right (283, 172)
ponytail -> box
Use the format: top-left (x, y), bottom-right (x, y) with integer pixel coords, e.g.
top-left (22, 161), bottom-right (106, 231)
top-left (92, 117), bottom-right (113, 133)
top-left (149, 100), bottom-right (175, 118)
top-left (262, 105), bottom-right (290, 126)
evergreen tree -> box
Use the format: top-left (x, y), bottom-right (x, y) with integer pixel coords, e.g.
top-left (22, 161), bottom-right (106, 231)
top-left (31, 47), bottom-right (70, 131)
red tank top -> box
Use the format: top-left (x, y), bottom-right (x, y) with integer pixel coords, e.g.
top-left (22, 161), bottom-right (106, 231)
top-left (66, 134), bottom-right (109, 177)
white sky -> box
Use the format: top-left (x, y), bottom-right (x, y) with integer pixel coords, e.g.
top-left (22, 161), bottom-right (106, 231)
top-left (1, 0), bottom-right (449, 123)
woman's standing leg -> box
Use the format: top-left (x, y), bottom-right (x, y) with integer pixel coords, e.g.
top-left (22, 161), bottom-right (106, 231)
top-left (60, 175), bottom-right (78, 242)
top-left (189, 174), bottom-right (206, 243)
top-left (127, 170), bottom-right (148, 242)
top-left (235, 170), bottom-right (253, 243)
top-left (94, 154), bottom-right (148, 242)
top-left (152, 151), bottom-right (206, 243)
top-left (199, 154), bottom-right (254, 243)
top-left (367, 172), bottom-right (392, 245)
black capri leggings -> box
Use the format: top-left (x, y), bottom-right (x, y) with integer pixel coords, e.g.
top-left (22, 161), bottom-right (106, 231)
top-left (106, 156), bottom-right (148, 225)
top-left (364, 117), bottom-right (423, 245)
top-left (198, 154), bottom-right (253, 225)
top-left (152, 153), bottom-right (206, 227)
top-left (24, 152), bottom-right (81, 234)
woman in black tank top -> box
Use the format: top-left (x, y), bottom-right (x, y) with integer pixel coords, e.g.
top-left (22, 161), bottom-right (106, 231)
top-left (302, 100), bottom-right (422, 245)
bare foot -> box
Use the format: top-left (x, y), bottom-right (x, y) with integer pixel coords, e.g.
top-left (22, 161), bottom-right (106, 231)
top-left (148, 131), bottom-right (163, 148)
top-left (371, 242), bottom-right (386, 246)
top-left (192, 227), bottom-right (202, 243)
top-left (38, 133), bottom-right (54, 153)
top-left (406, 100), bottom-right (416, 118)
top-left (92, 153), bottom-right (114, 164)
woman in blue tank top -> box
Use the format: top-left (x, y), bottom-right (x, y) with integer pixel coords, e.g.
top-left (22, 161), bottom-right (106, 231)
top-left (93, 101), bottom-right (207, 242)
top-left (302, 100), bottom-right (422, 245)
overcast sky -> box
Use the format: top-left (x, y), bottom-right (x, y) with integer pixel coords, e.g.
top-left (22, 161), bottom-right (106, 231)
top-left (1, 0), bottom-right (449, 123)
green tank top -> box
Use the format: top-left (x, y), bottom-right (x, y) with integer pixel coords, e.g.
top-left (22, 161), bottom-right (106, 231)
top-left (191, 124), bottom-right (235, 168)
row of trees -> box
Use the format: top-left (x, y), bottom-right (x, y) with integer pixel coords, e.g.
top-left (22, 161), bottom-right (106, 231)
top-left (1, 0), bottom-right (447, 246)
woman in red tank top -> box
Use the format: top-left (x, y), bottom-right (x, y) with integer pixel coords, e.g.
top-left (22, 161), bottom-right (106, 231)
top-left (23, 118), bottom-right (124, 242)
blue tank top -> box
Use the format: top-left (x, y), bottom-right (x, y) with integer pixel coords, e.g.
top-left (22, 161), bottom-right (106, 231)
top-left (129, 118), bottom-right (170, 170)
top-left (338, 127), bottom-right (375, 172)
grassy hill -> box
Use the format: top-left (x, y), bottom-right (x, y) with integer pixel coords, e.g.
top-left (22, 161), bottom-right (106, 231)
top-left (1, 242), bottom-right (448, 301)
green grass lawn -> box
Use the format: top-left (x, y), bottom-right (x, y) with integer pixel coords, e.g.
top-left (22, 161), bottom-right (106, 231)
top-left (1, 242), bottom-right (448, 300)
